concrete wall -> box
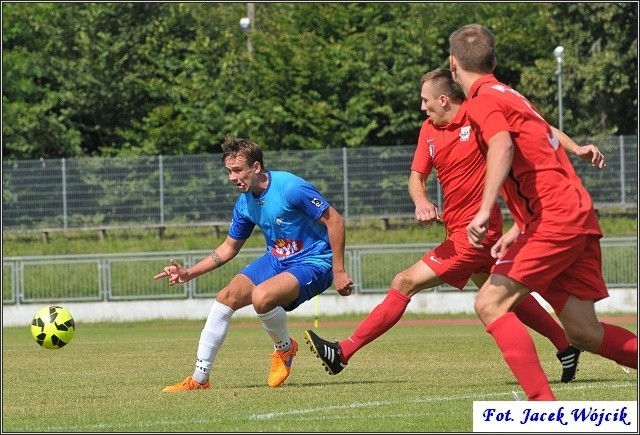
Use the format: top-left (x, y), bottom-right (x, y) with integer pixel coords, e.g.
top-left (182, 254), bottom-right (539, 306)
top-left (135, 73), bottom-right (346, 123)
top-left (4, 288), bottom-right (636, 328)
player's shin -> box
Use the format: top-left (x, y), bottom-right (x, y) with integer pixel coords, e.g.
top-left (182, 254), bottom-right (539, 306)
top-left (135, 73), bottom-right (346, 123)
top-left (486, 312), bottom-right (556, 400)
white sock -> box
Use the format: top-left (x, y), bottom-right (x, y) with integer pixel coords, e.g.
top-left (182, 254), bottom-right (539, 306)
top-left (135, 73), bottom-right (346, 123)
top-left (192, 300), bottom-right (234, 384)
top-left (256, 306), bottom-right (291, 351)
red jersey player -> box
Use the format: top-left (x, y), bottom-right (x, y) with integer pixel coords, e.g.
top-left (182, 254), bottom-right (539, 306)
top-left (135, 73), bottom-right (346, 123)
top-left (449, 23), bottom-right (637, 400)
top-left (304, 68), bottom-right (604, 383)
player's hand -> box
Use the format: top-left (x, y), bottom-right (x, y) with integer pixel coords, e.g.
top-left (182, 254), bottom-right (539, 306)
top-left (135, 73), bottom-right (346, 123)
top-left (333, 270), bottom-right (354, 297)
top-left (467, 211), bottom-right (490, 248)
top-left (575, 144), bottom-right (606, 168)
top-left (414, 201), bottom-right (442, 224)
top-left (491, 226), bottom-right (521, 259)
top-left (491, 235), bottom-right (511, 259)
top-left (153, 258), bottom-right (189, 286)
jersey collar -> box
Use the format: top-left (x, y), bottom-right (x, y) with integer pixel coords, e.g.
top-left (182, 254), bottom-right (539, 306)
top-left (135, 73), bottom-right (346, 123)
top-left (468, 74), bottom-right (497, 99)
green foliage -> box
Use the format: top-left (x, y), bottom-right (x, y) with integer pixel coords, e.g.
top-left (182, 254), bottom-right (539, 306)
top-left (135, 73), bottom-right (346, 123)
top-left (2, 3), bottom-right (637, 159)
top-left (519, 3), bottom-right (638, 137)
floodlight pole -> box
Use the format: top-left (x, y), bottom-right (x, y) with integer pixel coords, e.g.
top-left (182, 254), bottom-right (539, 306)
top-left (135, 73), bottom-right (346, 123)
top-left (554, 46), bottom-right (564, 131)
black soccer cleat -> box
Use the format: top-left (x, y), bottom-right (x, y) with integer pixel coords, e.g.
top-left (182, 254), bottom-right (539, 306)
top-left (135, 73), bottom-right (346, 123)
top-left (304, 330), bottom-right (347, 375)
top-left (556, 344), bottom-right (582, 383)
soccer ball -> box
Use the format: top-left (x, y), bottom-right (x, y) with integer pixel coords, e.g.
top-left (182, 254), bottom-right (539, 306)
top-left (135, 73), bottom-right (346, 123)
top-left (30, 305), bottom-right (76, 349)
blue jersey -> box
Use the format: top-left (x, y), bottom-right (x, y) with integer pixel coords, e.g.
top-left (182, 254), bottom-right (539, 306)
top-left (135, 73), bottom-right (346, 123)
top-left (228, 171), bottom-right (332, 267)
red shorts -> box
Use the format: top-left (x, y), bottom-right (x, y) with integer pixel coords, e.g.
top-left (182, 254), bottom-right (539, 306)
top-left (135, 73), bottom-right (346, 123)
top-left (422, 230), bottom-right (500, 290)
top-left (491, 230), bottom-right (608, 313)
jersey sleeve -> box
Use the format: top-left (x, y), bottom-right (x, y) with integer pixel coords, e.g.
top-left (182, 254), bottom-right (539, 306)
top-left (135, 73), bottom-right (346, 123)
top-left (285, 181), bottom-right (330, 221)
top-left (411, 121), bottom-right (434, 175)
top-left (227, 201), bottom-right (255, 240)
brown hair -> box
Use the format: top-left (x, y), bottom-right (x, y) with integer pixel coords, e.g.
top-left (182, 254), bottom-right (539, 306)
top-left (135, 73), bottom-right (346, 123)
top-left (420, 68), bottom-right (466, 104)
top-left (449, 24), bottom-right (496, 74)
top-left (220, 137), bottom-right (265, 170)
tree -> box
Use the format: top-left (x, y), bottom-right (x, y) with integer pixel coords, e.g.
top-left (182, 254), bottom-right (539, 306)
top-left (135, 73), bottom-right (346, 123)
top-left (518, 2), bottom-right (638, 137)
top-left (2, 3), bottom-right (636, 159)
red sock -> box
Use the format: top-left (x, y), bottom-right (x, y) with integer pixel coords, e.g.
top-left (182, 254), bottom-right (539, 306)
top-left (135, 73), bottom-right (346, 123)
top-left (596, 323), bottom-right (638, 369)
top-left (339, 288), bottom-right (410, 363)
top-left (486, 312), bottom-right (556, 400)
top-left (513, 295), bottom-right (569, 352)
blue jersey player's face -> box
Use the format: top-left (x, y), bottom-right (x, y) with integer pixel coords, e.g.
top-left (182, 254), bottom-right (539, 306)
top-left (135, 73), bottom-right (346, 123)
top-left (224, 154), bottom-right (263, 194)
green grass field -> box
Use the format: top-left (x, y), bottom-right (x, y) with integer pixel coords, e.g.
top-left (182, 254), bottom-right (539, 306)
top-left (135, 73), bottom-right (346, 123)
top-left (2, 315), bottom-right (636, 432)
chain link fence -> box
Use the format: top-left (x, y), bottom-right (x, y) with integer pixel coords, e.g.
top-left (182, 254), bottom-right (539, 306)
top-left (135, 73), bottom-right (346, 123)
top-left (2, 136), bottom-right (637, 230)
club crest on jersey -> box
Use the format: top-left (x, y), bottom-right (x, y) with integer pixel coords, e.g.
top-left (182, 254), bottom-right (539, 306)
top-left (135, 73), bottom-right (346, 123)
top-left (311, 197), bottom-right (323, 207)
top-left (459, 126), bottom-right (471, 142)
top-left (427, 138), bottom-right (435, 158)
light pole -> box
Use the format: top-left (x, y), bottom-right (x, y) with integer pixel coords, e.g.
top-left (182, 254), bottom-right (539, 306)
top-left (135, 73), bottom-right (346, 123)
top-left (553, 45), bottom-right (564, 131)
top-left (239, 3), bottom-right (255, 58)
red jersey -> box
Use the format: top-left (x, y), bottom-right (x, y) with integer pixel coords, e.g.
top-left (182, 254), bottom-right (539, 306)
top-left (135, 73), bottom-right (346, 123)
top-left (412, 102), bottom-right (502, 234)
top-left (466, 75), bottom-right (602, 236)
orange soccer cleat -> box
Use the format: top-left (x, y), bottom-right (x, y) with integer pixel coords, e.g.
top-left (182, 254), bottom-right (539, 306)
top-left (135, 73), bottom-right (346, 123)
top-left (162, 376), bottom-right (210, 393)
top-left (267, 338), bottom-right (298, 388)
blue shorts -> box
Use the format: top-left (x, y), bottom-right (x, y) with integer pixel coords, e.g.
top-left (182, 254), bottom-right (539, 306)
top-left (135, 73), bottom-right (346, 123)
top-left (239, 253), bottom-right (333, 311)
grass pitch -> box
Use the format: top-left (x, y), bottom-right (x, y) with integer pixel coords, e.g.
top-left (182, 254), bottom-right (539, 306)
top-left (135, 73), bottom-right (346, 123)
top-left (2, 314), bottom-right (637, 432)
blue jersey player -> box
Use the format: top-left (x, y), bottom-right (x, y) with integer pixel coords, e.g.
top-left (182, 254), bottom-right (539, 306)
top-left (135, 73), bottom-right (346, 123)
top-left (155, 137), bottom-right (354, 391)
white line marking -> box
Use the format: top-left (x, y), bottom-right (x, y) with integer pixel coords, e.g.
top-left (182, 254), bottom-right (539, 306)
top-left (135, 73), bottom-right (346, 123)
top-left (13, 382), bottom-right (636, 431)
top-left (248, 382), bottom-right (636, 420)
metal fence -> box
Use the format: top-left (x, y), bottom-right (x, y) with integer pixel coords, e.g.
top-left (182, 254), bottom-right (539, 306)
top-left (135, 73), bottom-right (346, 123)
top-left (2, 136), bottom-right (637, 230)
top-left (2, 238), bottom-right (637, 305)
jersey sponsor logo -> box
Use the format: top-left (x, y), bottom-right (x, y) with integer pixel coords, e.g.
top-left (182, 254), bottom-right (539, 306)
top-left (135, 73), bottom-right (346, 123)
top-left (284, 352), bottom-right (295, 367)
top-left (428, 138), bottom-right (435, 158)
top-left (459, 125), bottom-right (471, 142)
top-left (272, 238), bottom-right (304, 257)
top-left (495, 259), bottom-right (514, 265)
top-left (429, 255), bottom-right (442, 264)
top-left (429, 144), bottom-right (435, 158)
top-left (256, 200), bottom-right (266, 206)
top-left (311, 197), bottom-right (324, 207)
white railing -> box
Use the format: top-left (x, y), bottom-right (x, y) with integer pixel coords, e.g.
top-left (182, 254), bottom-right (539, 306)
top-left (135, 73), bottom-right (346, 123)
top-left (3, 238), bottom-right (637, 305)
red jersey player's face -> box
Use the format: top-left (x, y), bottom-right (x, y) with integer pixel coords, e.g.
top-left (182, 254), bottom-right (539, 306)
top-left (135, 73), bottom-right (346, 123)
top-left (224, 154), bottom-right (260, 193)
top-left (420, 81), bottom-right (447, 127)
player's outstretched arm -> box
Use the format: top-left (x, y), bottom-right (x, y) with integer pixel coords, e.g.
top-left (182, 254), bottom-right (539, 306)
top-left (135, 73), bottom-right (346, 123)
top-left (153, 236), bottom-right (245, 285)
top-left (552, 126), bottom-right (606, 168)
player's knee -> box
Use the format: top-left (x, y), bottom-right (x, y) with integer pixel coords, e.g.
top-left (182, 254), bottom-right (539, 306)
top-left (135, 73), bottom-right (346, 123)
top-left (564, 323), bottom-right (603, 352)
top-left (216, 287), bottom-right (249, 310)
top-left (216, 287), bottom-right (232, 305)
top-left (474, 293), bottom-right (501, 324)
top-left (251, 290), bottom-right (268, 312)
top-left (252, 286), bottom-right (283, 313)
top-left (391, 270), bottom-right (418, 294)
top-left (474, 297), bottom-right (488, 320)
